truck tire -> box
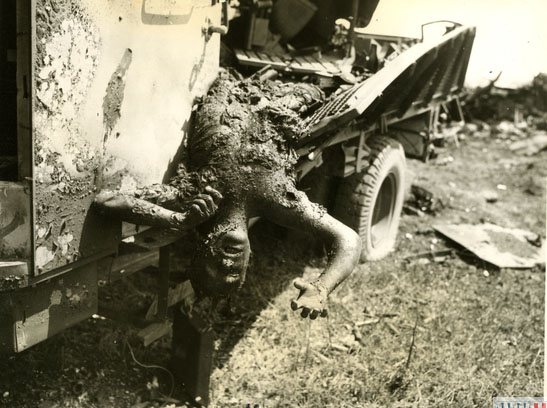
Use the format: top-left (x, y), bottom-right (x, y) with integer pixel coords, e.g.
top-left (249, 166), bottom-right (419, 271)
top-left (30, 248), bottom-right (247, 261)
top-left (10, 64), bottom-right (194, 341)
top-left (333, 137), bottom-right (405, 262)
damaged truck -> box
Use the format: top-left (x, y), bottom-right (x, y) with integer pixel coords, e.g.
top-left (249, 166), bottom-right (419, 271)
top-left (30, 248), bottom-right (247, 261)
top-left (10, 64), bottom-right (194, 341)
top-left (0, 0), bottom-right (475, 403)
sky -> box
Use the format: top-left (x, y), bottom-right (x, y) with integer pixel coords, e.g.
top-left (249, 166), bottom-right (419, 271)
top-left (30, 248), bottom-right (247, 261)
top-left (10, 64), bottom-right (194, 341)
top-left (360, 0), bottom-right (547, 88)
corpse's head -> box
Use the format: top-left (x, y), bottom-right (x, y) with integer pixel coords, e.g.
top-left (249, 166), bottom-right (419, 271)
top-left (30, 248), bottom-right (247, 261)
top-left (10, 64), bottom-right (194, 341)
top-left (190, 208), bottom-right (251, 296)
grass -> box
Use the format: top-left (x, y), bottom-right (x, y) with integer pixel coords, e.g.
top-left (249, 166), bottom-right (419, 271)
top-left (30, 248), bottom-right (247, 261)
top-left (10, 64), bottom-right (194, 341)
top-left (0, 128), bottom-right (544, 407)
top-left (208, 132), bottom-right (545, 407)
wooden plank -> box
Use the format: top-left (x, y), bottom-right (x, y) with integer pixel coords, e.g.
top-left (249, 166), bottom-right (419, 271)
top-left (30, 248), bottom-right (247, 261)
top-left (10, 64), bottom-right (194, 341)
top-left (145, 280), bottom-right (194, 321)
top-left (108, 250), bottom-right (159, 283)
top-left (130, 227), bottom-right (182, 249)
top-left (137, 321), bottom-right (173, 347)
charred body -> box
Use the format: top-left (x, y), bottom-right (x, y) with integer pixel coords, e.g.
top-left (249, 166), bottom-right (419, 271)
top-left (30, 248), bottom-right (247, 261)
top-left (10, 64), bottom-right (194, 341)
top-left (95, 70), bottom-right (361, 319)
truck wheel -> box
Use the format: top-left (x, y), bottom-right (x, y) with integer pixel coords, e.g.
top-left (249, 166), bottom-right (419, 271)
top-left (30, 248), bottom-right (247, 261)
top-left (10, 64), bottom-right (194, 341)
top-left (333, 137), bottom-right (406, 262)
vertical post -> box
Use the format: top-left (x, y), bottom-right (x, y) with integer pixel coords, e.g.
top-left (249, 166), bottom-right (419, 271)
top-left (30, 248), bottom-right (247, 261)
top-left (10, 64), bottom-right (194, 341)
top-left (172, 306), bottom-right (214, 406)
top-left (16, 0), bottom-right (35, 275)
top-left (454, 96), bottom-right (465, 123)
top-left (16, 0), bottom-right (34, 181)
top-left (346, 0), bottom-right (360, 58)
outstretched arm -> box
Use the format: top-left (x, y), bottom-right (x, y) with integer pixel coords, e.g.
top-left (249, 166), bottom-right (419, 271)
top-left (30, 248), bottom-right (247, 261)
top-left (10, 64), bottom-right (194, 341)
top-left (94, 186), bottom-right (222, 231)
top-left (260, 187), bottom-right (361, 319)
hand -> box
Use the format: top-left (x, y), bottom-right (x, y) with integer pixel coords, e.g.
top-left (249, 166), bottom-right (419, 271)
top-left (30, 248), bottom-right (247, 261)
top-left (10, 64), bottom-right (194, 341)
top-left (290, 278), bottom-right (328, 319)
top-left (185, 186), bottom-right (223, 226)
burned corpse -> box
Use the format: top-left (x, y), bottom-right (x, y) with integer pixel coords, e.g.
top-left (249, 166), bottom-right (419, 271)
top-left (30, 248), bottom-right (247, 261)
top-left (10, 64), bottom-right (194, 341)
top-left (95, 70), bottom-right (361, 319)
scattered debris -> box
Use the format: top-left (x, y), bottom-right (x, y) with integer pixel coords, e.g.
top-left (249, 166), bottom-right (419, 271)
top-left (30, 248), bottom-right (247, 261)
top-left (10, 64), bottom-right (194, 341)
top-left (404, 248), bottom-right (454, 262)
top-left (355, 318), bottom-right (380, 326)
top-left (482, 190), bottom-right (499, 203)
top-left (384, 320), bottom-right (400, 336)
top-left (436, 155), bottom-right (455, 166)
top-left (330, 343), bottom-right (350, 353)
top-left (464, 73), bottom-right (547, 128)
top-left (523, 176), bottom-right (543, 196)
top-left (434, 223), bottom-right (545, 269)
top-left (405, 185), bottom-right (443, 215)
top-left (403, 205), bottom-right (424, 217)
top-left (495, 120), bottom-right (526, 138)
top-left (509, 131), bottom-right (547, 156)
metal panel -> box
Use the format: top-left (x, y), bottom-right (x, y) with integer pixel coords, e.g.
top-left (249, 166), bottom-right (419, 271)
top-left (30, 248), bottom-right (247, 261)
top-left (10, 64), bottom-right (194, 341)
top-left (16, 0), bottom-right (34, 181)
top-left (300, 26), bottom-right (476, 146)
top-left (11, 261), bottom-right (98, 352)
top-left (32, 0), bottom-right (221, 274)
top-left (0, 182), bottom-right (32, 290)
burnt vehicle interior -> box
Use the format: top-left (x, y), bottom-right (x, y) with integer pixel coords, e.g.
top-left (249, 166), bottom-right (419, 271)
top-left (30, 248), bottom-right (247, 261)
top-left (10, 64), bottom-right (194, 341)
top-left (222, 0), bottom-right (408, 87)
top-left (0, 0), bottom-right (17, 181)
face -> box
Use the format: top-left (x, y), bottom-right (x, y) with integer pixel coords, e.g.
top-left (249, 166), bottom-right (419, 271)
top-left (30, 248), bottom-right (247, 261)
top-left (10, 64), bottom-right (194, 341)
top-left (191, 224), bottom-right (251, 296)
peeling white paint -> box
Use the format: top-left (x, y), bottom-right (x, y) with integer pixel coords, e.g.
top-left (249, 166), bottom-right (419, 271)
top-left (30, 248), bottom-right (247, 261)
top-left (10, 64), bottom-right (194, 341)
top-left (37, 226), bottom-right (47, 238)
top-left (50, 290), bottom-right (62, 306)
top-left (57, 233), bottom-right (74, 255)
top-left (118, 175), bottom-right (138, 194)
top-left (35, 246), bottom-right (55, 268)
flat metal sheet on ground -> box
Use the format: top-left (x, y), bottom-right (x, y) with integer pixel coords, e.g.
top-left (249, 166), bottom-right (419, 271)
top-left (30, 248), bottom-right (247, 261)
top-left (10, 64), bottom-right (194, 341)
top-left (433, 223), bottom-right (545, 269)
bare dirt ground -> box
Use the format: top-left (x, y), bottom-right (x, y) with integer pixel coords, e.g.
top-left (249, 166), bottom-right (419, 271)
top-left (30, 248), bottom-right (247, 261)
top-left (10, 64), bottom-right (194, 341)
top-left (0, 124), bottom-right (544, 407)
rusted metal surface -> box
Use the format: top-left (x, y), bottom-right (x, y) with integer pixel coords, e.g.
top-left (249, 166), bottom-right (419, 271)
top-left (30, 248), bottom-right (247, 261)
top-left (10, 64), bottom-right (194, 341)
top-left (31, 0), bottom-right (221, 274)
top-left (0, 261), bottom-right (98, 353)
